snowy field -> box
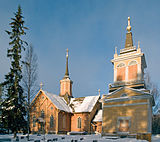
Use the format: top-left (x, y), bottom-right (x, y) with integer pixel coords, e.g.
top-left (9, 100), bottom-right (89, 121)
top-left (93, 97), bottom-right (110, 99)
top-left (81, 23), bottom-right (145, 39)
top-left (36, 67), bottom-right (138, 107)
top-left (0, 134), bottom-right (160, 142)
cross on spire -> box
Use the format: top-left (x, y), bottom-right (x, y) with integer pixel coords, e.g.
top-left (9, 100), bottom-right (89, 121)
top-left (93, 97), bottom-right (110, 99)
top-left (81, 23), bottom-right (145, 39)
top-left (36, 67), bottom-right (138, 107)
top-left (115, 46), bottom-right (117, 54)
top-left (98, 89), bottom-right (101, 96)
top-left (40, 82), bottom-right (43, 90)
top-left (138, 41), bottom-right (140, 49)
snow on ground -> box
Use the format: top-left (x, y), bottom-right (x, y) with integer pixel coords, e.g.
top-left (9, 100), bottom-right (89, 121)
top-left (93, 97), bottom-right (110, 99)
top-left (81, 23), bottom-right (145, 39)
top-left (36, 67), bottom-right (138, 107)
top-left (1, 134), bottom-right (160, 142)
top-left (152, 134), bottom-right (160, 142)
top-left (0, 134), bottom-right (154, 142)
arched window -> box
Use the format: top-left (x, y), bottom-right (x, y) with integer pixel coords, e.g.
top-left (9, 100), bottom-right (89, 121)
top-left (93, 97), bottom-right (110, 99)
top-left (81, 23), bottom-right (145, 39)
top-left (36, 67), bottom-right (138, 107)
top-left (116, 63), bottom-right (126, 81)
top-left (33, 106), bottom-right (36, 111)
top-left (77, 117), bottom-right (81, 128)
top-left (41, 110), bottom-right (45, 118)
top-left (117, 63), bottom-right (125, 68)
top-left (50, 115), bottom-right (54, 128)
top-left (33, 115), bottom-right (36, 127)
top-left (128, 60), bottom-right (137, 66)
top-left (128, 60), bottom-right (138, 80)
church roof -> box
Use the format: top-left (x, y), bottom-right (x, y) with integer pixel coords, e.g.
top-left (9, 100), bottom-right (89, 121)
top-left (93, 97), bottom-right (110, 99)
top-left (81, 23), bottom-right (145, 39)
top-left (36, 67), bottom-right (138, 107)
top-left (31, 90), bottom-right (100, 113)
top-left (70, 95), bottom-right (100, 113)
top-left (44, 91), bottom-right (72, 113)
top-left (93, 109), bottom-right (102, 122)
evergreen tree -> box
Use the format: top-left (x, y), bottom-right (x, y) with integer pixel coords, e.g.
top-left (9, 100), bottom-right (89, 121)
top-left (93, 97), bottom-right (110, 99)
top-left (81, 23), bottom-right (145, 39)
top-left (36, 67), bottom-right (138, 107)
top-left (1, 5), bottom-right (28, 138)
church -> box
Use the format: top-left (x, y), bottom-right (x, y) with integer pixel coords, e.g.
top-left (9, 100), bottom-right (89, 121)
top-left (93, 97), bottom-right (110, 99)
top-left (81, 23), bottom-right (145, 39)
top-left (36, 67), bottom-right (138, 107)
top-left (29, 49), bottom-right (102, 134)
top-left (30, 17), bottom-right (154, 137)
top-left (102, 17), bottom-right (154, 137)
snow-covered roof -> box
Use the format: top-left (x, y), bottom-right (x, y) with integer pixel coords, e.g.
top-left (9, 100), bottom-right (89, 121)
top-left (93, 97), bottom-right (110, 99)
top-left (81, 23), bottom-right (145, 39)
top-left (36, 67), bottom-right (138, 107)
top-left (70, 95), bottom-right (100, 113)
top-left (31, 90), bottom-right (100, 113)
top-left (93, 109), bottom-right (102, 122)
top-left (44, 91), bottom-right (72, 113)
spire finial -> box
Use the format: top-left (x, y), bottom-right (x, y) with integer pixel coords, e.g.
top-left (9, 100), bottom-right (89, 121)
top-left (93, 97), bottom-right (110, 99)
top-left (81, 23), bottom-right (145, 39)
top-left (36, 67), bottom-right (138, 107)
top-left (40, 82), bottom-right (43, 90)
top-left (115, 46), bottom-right (117, 54)
top-left (98, 89), bottom-right (100, 96)
top-left (124, 17), bottom-right (133, 49)
top-left (138, 41), bottom-right (140, 49)
top-left (66, 48), bottom-right (69, 58)
top-left (64, 48), bottom-right (69, 79)
top-left (127, 17), bottom-right (131, 32)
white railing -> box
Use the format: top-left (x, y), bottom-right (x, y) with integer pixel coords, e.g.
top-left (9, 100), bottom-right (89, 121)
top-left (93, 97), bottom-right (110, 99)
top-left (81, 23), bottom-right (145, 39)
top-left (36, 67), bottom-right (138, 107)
top-left (120, 46), bottom-right (136, 54)
top-left (110, 80), bottom-right (145, 88)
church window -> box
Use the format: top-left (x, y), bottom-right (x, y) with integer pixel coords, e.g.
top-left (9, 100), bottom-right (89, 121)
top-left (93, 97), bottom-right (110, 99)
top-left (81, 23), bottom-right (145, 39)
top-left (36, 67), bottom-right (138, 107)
top-left (42, 96), bottom-right (44, 99)
top-left (50, 115), bottom-right (54, 128)
top-left (77, 117), bottom-right (81, 128)
top-left (128, 60), bottom-right (138, 80)
top-left (33, 106), bottom-right (36, 111)
top-left (128, 60), bottom-right (137, 66)
top-left (117, 63), bottom-right (125, 68)
top-left (33, 115), bottom-right (36, 127)
top-left (117, 63), bottom-right (126, 81)
top-left (41, 110), bottom-right (45, 118)
top-left (117, 117), bottom-right (131, 132)
top-left (63, 115), bottom-right (66, 128)
top-left (51, 106), bottom-right (53, 110)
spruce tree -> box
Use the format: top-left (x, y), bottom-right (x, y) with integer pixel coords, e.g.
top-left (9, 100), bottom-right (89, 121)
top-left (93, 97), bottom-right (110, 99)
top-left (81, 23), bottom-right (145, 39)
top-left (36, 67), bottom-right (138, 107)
top-left (1, 5), bottom-right (28, 138)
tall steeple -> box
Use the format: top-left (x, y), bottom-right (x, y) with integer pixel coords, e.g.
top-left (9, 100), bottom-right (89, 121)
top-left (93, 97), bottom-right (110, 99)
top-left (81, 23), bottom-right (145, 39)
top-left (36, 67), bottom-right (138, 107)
top-left (60, 49), bottom-right (73, 97)
top-left (64, 48), bottom-right (69, 79)
top-left (110, 17), bottom-right (147, 92)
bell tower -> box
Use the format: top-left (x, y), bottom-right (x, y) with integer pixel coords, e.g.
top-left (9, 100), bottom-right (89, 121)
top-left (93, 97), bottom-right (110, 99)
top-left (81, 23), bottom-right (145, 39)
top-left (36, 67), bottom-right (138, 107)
top-left (60, 49), bottom-right (73, 97)
top-left (110, 17), bottom-right (147, 92)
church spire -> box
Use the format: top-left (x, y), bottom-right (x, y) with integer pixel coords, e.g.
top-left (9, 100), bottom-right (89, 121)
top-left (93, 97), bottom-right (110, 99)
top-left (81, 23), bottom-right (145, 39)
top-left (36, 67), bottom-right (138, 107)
top-left (64, 48), bottom-right (69, 79)
top-left (125, 17), bottom-right (133, 48)
top-left (60, 49), bottom-right (73, 97)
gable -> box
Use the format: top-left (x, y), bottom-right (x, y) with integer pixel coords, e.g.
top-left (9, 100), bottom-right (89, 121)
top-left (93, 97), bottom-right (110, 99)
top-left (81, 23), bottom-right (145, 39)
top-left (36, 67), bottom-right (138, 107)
top-left (106, 87), bottom-right (150, 99)
top-left (30, 90), bottom-right (46, 107)
top-left (30, 90), bottom-right (72, 113)
top-left (30, 91), bottom-right (54, 113)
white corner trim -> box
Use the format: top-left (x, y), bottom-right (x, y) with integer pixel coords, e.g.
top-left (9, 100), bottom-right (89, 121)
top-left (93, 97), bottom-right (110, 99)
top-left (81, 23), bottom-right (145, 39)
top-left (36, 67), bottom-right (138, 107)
top-left (114, 68), bottom-right (117, 82)
top-left (126, 66), bottom-right (128, 82)
top-left (148, 100), bottom-right (152, 132)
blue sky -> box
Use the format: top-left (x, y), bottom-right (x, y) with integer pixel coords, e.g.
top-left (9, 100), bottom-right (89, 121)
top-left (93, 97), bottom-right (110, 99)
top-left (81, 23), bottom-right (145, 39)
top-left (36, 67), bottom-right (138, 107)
top-left (0, 0), bottom-right (160, 98)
